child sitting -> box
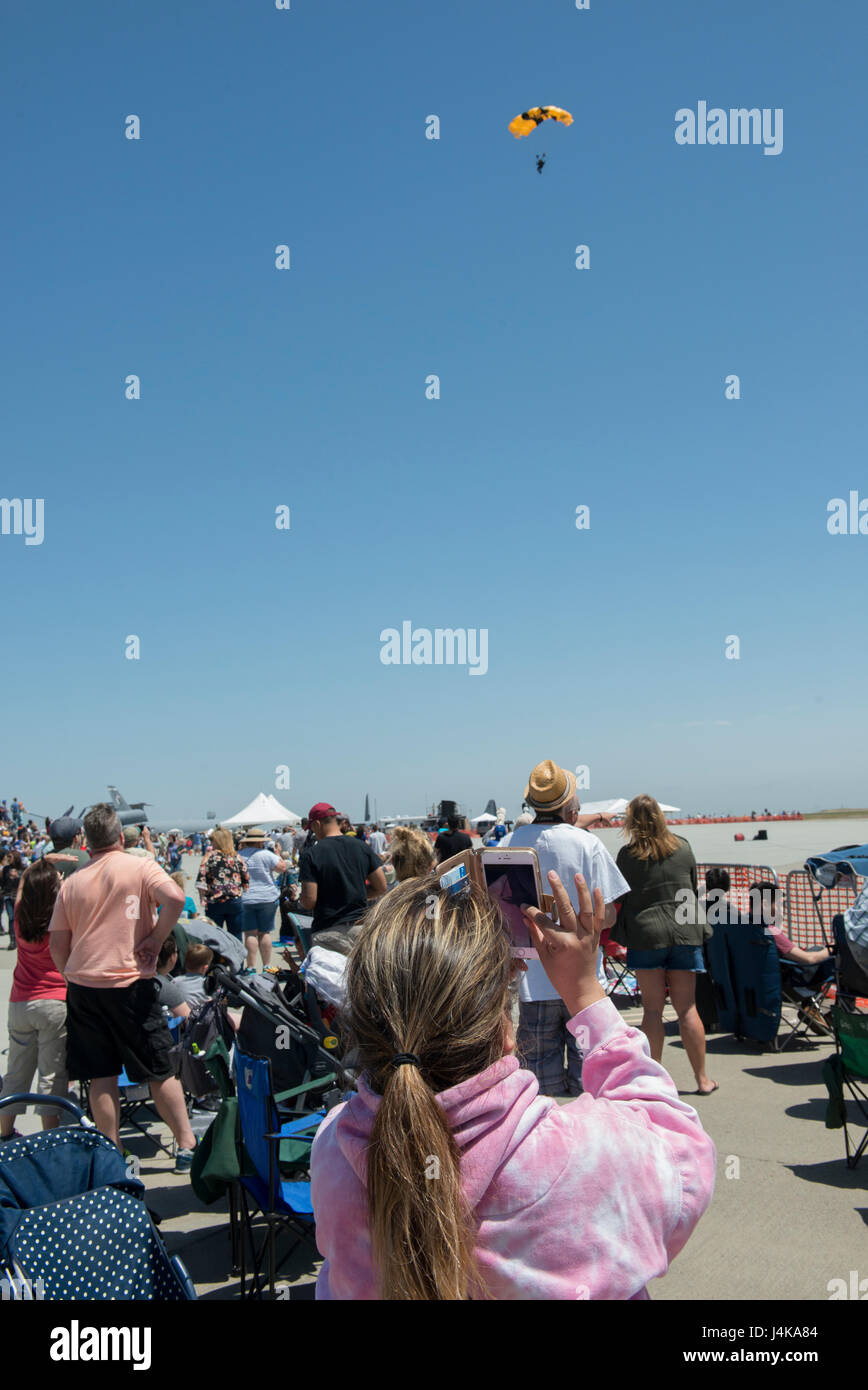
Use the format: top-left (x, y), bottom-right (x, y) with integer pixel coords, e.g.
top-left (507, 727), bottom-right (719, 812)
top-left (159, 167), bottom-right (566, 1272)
top-left (748, 882), bottom-right (833, 983)
top-left (179, 942), bottom-right (213, 1007)
top-left (154, 936), bottom-right (191, 1020)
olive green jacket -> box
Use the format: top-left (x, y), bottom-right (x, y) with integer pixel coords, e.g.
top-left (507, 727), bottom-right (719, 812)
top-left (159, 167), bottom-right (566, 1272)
top-left (611, 837), bottom-right (710, 952)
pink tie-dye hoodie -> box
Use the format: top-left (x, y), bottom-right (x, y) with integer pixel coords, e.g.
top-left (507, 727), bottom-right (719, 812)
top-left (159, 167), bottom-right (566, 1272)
top-left (310, 995), bottom-right (716, 1299)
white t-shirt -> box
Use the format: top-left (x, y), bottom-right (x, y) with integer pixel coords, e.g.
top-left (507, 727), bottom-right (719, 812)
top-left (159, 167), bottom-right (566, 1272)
top-left (506, 822), bottom-right (630, 1002)
top-left (369, 831), bottom-right (387, 856)
top-left (240, 848), bottom-right (282, 904)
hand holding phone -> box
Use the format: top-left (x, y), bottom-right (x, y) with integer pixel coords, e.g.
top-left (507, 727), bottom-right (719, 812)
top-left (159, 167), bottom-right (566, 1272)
top-left (481, 849), bottom-right (544, 958)
top-left (521, 871), bottom-right (607, 1016)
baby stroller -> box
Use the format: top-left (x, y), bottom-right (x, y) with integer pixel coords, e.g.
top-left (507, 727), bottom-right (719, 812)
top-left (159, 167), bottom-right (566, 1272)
top-left (169, 919), bottom-right (247, 1104)
top-left (806, 845), bottom-right (868, 1167)
top-left (0, 1094), bottom-right (195, 1299)
top-left (206, 963), bottom-right (350, 1297)
top-left (174, 917), bottom-right (247, 976)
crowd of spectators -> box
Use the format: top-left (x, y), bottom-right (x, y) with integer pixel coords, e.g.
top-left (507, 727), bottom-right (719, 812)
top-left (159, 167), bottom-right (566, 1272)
top-left (3, 775), bottom-right (855, 1300)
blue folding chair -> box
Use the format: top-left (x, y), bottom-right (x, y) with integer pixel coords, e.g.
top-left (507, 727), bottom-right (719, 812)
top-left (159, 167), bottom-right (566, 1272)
top-left (234, 1048), bottom-right (334, 1299)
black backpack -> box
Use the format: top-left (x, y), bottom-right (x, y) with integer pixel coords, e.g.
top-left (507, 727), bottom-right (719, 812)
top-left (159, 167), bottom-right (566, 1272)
top-left (170, 997), bottom-right (235, 1099)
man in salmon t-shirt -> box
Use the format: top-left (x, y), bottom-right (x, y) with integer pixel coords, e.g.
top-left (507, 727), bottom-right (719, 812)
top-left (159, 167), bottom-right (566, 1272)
top-left (49, 802), bottom-right (197, 1170)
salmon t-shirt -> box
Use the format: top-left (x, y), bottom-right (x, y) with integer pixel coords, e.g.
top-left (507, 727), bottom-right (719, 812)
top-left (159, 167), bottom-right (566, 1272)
top-left (48, 849), bottom-right (171, 989)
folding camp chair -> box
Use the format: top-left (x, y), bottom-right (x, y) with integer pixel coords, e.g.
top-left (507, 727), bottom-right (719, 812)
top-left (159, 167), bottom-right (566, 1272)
top-left (824, 1002), bottom-right (868, 1168)
top-left (190, 1039), bottom-right (244, 1277)
top-left (600, 931), bottom-right (640, 1001)
top-left (117, 1070), bottom-right (175, 1156)
top-left (801, 847), bottom-right (868, 1166)
top-left (234, 1047), bottom-right (336, 1299)
top-left (82, 1013), bottom-right (186, 1158)
top-left (822, 918), bottom-right (868, 1168)
top-left (777, 957), bottom-right (835, 1049)
top-left (774, 872), bottom-right (835, 1047)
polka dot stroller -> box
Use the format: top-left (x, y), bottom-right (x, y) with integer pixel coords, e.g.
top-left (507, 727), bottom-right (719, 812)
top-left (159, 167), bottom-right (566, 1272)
top-left (0, 1094), bottom-right (196, 1300)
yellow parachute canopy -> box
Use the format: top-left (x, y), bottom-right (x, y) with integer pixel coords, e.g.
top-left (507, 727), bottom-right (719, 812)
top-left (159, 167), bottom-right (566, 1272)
top-left (509, 106), bottom-right (573, 138)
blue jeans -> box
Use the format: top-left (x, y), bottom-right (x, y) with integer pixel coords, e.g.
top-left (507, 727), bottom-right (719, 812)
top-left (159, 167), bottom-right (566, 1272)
top-left (207, 898), bottom-right (244, 941)
top-left (242, 900), bottom-right (278, 937)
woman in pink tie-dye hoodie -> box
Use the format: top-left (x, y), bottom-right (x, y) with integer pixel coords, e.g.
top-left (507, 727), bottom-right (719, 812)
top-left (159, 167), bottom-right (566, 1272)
top-left (310, 868), bottom-right (716, 1300)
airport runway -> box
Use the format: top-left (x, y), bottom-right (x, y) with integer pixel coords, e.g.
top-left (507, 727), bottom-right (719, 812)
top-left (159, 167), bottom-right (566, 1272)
top-left (593, 816), bottom-right (868, 876)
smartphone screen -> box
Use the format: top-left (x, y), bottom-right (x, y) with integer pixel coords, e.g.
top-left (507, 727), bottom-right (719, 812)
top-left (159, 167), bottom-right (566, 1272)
top-left (482, 860), bottom-right (539, 957)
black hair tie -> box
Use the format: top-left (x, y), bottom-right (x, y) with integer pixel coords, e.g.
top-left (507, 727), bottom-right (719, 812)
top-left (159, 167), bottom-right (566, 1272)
top-left (390, 1053), bottom-right (421, 1069)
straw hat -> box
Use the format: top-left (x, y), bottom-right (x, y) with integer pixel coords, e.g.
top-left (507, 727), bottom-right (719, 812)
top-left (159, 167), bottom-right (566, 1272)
top-left (523, 760), bottom-right (576, 814)
top-left (242, 826), bottom-right (266, 844)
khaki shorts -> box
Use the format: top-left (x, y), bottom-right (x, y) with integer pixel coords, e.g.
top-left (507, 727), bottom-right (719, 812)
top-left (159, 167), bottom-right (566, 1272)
top-left (0, 998), bottom-right (69, 1117)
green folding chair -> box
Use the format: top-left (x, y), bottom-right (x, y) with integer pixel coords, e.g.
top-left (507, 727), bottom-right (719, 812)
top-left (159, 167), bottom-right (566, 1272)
top-left (824, 1005), bottom-right (868, 1168)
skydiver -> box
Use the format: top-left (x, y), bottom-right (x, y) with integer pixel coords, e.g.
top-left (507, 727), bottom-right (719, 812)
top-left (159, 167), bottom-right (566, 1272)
top-left (536, 152), bottom-right (546, 174)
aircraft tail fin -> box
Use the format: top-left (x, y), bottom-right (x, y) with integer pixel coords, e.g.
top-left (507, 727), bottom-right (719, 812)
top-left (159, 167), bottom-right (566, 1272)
top-left (107, 785), bottom-right (131, 811)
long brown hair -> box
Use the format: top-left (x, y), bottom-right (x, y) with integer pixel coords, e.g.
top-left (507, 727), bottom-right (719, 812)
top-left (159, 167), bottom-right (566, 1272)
top-left (344, 876), bottom-right (511, 1300)
top-left (623, 794), bottom-right (681, 861)
top-left (17, 859), bottom-right (62, 943)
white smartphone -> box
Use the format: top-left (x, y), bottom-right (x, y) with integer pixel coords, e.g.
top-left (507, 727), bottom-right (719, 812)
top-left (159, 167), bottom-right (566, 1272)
top-left (481, 848), bottom-right (543, 959)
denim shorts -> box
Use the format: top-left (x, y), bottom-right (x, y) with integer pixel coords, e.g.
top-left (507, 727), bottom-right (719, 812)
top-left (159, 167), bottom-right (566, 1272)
top-left (626, 945), bottom-right (706, 972)
top-left (242, 900), bottom-right (278, 936)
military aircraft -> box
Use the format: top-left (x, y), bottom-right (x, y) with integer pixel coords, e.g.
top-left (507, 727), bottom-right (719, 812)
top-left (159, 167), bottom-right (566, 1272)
top-left (59, 787), bottom-right (219, 836)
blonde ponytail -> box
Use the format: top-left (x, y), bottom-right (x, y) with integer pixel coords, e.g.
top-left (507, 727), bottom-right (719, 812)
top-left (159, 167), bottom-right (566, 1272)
top-left (368, 1064), bottom-right (475, 1300)
top-left (345, 877), bottom-right (511, 1300)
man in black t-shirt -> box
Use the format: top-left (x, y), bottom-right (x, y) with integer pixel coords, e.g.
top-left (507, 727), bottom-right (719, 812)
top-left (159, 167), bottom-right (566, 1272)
top-left (435, 815), bottom-right (473, 864)
top-left (298, 802), bottom-right (387, 934)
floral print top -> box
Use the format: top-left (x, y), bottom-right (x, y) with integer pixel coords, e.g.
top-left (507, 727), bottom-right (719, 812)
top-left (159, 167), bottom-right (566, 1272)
top-left (196, 851), bottom-right (249, 904)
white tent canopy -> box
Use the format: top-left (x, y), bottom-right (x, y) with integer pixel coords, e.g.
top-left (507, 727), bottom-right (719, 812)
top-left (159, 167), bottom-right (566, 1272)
top-left (222, 793), bottom-right (301, 827)
top-left (578, 798), bottom-right (681, 817)
top-left (471, 812), bottom-right (497, 824)
top-left (578, 798), bottom-right (629, 816)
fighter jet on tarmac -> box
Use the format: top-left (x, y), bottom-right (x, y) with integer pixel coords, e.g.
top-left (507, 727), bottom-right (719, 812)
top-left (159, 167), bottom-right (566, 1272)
top-left (59, 786), bottom-right (218, 836)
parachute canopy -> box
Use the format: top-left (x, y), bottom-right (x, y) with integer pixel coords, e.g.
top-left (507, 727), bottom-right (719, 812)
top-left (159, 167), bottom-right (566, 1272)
top-left (509, 106), bottom-right (573, 139)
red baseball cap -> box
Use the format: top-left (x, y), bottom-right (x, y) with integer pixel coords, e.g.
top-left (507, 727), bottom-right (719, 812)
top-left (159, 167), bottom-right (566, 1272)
top-left (308, 803), bottom-right (338, 822)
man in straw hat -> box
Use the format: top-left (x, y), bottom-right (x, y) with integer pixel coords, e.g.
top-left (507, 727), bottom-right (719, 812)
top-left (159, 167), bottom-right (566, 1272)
top-left (508, 760), bottom-right (629, 1096)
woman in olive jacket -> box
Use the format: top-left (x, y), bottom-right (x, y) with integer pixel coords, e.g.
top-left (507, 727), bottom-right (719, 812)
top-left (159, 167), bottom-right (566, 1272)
top-left (613, 796), bottom-right (717, 1096)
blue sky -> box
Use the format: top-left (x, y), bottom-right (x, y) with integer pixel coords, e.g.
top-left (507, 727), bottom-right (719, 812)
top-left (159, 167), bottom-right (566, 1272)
top-left (3, 0), bottom-right (866, 823)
